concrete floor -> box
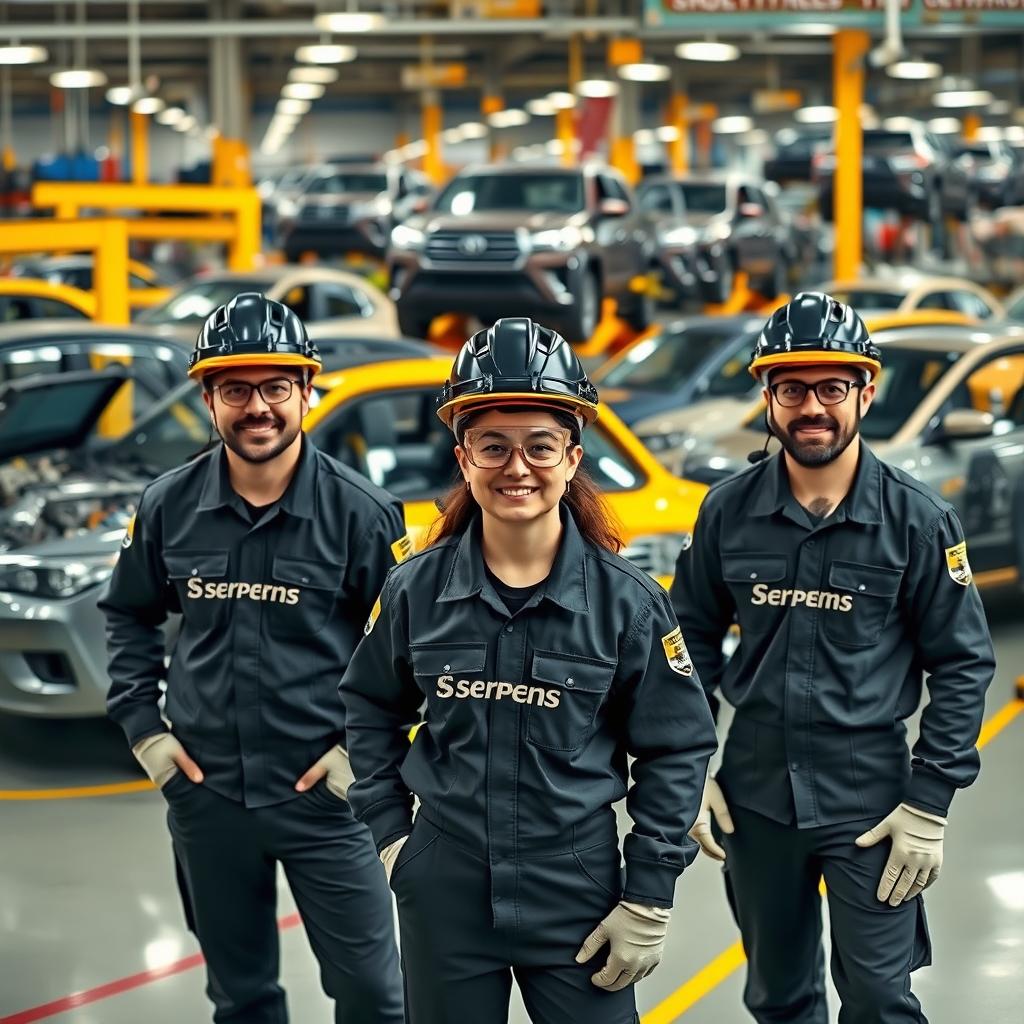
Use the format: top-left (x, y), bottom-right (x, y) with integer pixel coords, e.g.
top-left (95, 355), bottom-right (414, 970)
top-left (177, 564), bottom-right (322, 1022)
top-left (0, 593), bottom-right (1021, 1024)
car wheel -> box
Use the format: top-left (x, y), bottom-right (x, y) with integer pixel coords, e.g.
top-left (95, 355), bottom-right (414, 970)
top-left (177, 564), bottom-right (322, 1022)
top-left (701, 250), bottom-right (734, 304)
top-left (620, 266), bottom-right (655, 331)
top-left (562, 270), bottom-right (601, 343)
top-left (397, 307), bottom-right (434, 339)
top-left (766, 257), bottom-right (788, 299)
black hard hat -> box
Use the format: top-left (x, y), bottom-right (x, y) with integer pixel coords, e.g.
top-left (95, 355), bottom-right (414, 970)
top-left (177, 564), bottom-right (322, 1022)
top-left (749, 291), bottom-right (881, 381)
top-left (436, 317), bottom-right (599, 431)
top-left (187, 292), bottom-right (321, 379)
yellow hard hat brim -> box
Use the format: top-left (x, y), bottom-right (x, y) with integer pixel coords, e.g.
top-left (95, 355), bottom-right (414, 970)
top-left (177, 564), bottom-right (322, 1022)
top-left (748, 350), bottom-right (881, 380)
top-left (188, 353), bottom-right (322, 379)
top-left (436, 391), bottom-right (600, 428)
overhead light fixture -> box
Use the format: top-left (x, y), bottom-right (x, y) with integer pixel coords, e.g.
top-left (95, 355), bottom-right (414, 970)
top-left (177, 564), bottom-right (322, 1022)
top-left (882, 116), bottom-right (918, 131)
top-left (277, 98), bottom-right (312, 116)
top-left (617, 62), bottom-right (671, 82)
top-left (458, 121), bottom-right (488, 139)
top-left (313, 11), bottom-right (384, 32)
top-left (50, 69), bottom-right (108, 89)
top-left (288, 66), bottom-right (339, 85)
top-left (487, 108), bottom-right (530, 128)
top-left (988, 99), bottom-right (1011, 115)
top-left (738, 129), bottom-right (770, 145)
top-left (545, 139), bottom-right (566, 155)
top-left (0, 45), bottom-right (48, 65)
top-left (675, 41), bottom-right (740, 62)
top-left (526, 98), bottom-right (557, 116)
top-left (784, 23), bottom-right (836, 36)
top-left (975, 126), bottom-right (1005, 142)
top-left (713, 115), bottom-right (754, 134)
top-left (132, 96), bottom-right (165, 115)
top-left (933, 89), bottom-right (993, 108)
top-left (795, 104), bottom-right (837, 123)
top-left (655, 125), bottom-right (681, 142)
top-left (546, 91), bottom-right (576, 110)
top-left (174, 115), bottom-right (197, 133)
top-left (155, 106), bottom-right (185, 126)
top-left (294, 44), bottom-right (357, 64)
top-left (1004, 125), bottom-right (1024, 144)
top-left (927, 116), bottom-right (961, 134)
top-left (281, 82), bottom-right (325, 101)
top-left (633, 129), bottom-right (656, 145)
top-left (441, 126), bottom-right (465, 144)
top-left (575, 78), bottom-right (619, 98)
top-left (887, 59), bottom-right (942, 80)
top-left (105, 85), bottom-right (136, 105)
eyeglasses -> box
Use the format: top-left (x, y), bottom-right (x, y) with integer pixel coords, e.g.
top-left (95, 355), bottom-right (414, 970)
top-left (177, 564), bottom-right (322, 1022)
top-left (213, 377), bottom-right (301, 408)
top-left (768, 378), bottom-right (864, 408)
top-left (462, 426), bottom-right (574, 469)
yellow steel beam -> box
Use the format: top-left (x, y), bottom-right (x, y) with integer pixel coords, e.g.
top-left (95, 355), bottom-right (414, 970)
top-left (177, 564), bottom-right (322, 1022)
top-left (963, 113), bottom-right (981, 141)
top-left (0, 218), bottom-right (129, 324)
top-left (130, 110), bottom-right (148, 185)
top-left (667, 92), bottom-right (689, 176)
top-left (123, 217), bottom-right (239, 242)
top-left (833, 29), bottom-right (869, 281)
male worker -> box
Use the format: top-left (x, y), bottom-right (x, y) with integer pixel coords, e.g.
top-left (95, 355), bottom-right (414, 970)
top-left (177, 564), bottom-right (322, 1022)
top-left (671, 292), bottom-right (995, 1023)
top-left (102, 293), bottom-right (406, 1024)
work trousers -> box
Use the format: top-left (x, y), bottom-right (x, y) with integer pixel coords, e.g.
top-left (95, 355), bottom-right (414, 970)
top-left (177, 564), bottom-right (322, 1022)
top-left (164, 773), bottom-right (404, 1024)
top-left (391, 814), bottom-right (641, 1024)
top-left (715, 802), bottom-right (931, 1024)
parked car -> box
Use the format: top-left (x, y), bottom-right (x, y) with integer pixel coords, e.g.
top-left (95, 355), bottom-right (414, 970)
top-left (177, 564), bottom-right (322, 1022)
top-left (817, 273), bottom-right (1003, 320)
top-left (0, 281), bottom-right (92, 321)
top-left (0, 357), bottom-right (707, 717)
top-left (138, 266), bottom-right (399, 341)
top-left (637, 174), bottom-right (793, 303)
top-left (387, 163), bottom-right (655, 343)
top-left (764, 125), bottom-right (833, 184)
top-left (259, 164), bottom-right (321, 240)
top-left (951, 139), bottom-right (1022, 210)
top-left (278, 163), bottom-right (433, 260)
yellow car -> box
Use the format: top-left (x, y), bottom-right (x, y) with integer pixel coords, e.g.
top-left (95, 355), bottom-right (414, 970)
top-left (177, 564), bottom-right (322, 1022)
top-left (307, 357), bottom-right (707, 587)
top-left (0, 278), bottom-right (95, 320)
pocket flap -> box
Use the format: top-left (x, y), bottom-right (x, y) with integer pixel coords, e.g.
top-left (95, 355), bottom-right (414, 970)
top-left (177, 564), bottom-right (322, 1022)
top-left (165, 551), bottom-right (229, 581)
top-left (828, 561), bottom-right (903, 598)
top-left (722, 554), bottom-right (787, 584)
top-left (532, 651), bottom-right (615, 693)
top-left (410, 642), bottom-right (487, 676)
top-left (272, 555), bottom-right (344, 591)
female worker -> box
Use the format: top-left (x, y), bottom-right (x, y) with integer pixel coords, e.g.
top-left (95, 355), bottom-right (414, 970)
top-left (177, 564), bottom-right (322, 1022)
top-left (340, 317), bottom-right (717, 1024)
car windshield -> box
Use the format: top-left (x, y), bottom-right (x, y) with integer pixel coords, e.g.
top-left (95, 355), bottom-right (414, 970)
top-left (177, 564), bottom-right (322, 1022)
top-left (104, 382), bottom-right (212, 470)
top-left (138, 279), bottom-right (270, 324)
top-left (704, 330), bottom-right (765, 398)
top-left (435, 173), bottom-right (584, 214)
top-left (827, 288), bottom-right (905, 311)
top-left (598, 323), bottom-right (755, 391)
top-left (1007, 293), bottom-right (1024, 321)
top-left (304, 171), bottom-right (388, 194)
top-left (863, 132), bottom-right (914, 154)
top-left (860, 345), bottom-right (962, 440)
top-left (676, 184), bottom-right (727, 213)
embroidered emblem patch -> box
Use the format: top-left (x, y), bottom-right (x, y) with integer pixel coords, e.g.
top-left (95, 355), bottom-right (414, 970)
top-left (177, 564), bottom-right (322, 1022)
top-left (945, 541), bottom-right (972, 586)
top-left (121, 514), bottom-right (136, 549)
top-left (391, 534), bottom-right (413, 563)
top-left (661, 626), bottom-right (694, 676)
top-left (364, 594), bottom-right (382, 636)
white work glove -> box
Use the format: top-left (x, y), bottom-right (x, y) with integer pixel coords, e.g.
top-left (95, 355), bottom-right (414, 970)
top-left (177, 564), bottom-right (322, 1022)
top-left (855, 802), bottom-right (947, 906)
top-left (575, 901), bottom-right (671, 991)
top-left (132, 733), bottom-right (204, 788)
top-left (295, 745), bottom-right (355, 800)
top-left (689, 775), bottom-right (735, 862)
top-left (380, 835), bottom-right (410, 882)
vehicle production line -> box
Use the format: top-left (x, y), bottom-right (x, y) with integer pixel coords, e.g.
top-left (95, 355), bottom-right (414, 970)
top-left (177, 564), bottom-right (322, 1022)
top-left (1, 593), bottom-right (1020, 1024)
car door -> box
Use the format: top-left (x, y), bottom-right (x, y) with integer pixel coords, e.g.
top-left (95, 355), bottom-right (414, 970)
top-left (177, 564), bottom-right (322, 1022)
top-left (732, 184), bottom-right (773, 273)
top-left (307, 281), bottom-right (374, 324)
top-left (593, 173), bottom-right (633, 291)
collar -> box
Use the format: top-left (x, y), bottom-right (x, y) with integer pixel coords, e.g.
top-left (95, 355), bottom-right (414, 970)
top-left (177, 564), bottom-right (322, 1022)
top-left (438, 505), bottom-right (590, 614)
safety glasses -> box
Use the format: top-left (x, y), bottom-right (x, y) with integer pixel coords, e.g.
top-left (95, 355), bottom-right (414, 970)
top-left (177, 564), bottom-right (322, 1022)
top-left (462, 425), bottom-right (574, 469)
top-left (768, 378), bottom-right (864, 408)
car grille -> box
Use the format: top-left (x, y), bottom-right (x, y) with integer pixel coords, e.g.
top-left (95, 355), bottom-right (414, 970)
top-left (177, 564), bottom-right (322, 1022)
top-left (301, 204), bottom-right (350, 223)
top-left (425, 231), bottom-right (520, 263)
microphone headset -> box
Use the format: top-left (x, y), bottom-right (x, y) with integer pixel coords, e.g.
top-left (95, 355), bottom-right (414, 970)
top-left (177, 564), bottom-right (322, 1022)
top-left (747, 409), bottom-right (774, 464)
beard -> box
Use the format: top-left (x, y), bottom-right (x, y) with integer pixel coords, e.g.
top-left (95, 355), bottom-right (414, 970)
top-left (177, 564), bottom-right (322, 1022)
top-left (217, 411), bottom-right (301, 464)
top-left (770, 403), bottom-right (860, 468)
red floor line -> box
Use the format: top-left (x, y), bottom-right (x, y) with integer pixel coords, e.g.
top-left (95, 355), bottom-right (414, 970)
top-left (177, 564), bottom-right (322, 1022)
top-left (0, 914), bottom-right (302, 1024)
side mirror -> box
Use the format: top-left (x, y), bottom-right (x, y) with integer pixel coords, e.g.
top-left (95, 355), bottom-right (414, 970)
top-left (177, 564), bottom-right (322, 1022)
top-left (935, 408), bottom-right (994, 441)
top-left (738, 202), bottom-right (765, 219)
top-left (599, 197), bottom-right (630, 217)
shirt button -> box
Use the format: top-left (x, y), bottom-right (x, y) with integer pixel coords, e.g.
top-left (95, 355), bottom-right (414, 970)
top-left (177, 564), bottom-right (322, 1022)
top-left (858, 584), bottom-right (866, 591)
top-left (301, 576), bottom-right (309, 584)
top-left (191, 568), bottom-right (198, 576)
top-left (505, 624), bottom-right (514, 633)
top-left (565, 677), bottom-right (575, 688)
top-left (749, 572), bottom-right (758, 580)
top-left (443, 664), bottom-right (451, 672)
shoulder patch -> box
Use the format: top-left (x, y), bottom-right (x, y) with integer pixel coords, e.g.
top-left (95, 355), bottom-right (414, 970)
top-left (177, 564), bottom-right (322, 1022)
top-left (364, 593), bottom-right (382, 635)
top-left (121, 513), bottom-right (136, 550)
top-left (661, 626), bottom-right (694, 676)
top-left (945, 540), bottom-right (972, 586)
top-left (391, 534), bottom-right (413, 564)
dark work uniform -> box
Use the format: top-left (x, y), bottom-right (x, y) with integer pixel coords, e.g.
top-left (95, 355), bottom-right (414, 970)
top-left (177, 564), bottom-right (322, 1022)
top-left (102, 438), bottom-right (406, 1024)
top-left (670, 443), bottom-right (996, 1024)
top-left (341, 509), bottom-right (718, 1024)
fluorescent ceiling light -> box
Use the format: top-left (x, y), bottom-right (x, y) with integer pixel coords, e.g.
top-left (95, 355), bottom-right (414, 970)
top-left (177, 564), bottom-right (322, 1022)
top-left (288, 66), bottom-right (339, 85)
top-left (675, 41), bottom-right (740, 62)
top-left (575, 78), bottom-right (619, 98)
top-left (546, 91), bottom-right (576, 110)
top-left (1004, 125), bottom-right (1024, 144)
top-left (132, 96), bottom-right (165, 115)
top-left (441, 127), bottom-right (465, 143)
top-left (0, 45), bottom-right (48, 65)
top-left (975, 126), bottom-right (1005, 142)
top-left (281, 82), bottom-right (325, 100)
top-left (882, 117), bottom-right (918, 131)
top-left (655, 125), bottom-right (681, 142)
top-left (50, 69), bottom-right (108, 89)
top-left (738, 129), bottom-right (770, 145)
top-left (105, 85), bottom-right (136, 105)
top-left (887, 60), bottom-right (942, 80)
top-left (487, 108), bottom-right (530, 128)
top-left (526, 98), bottom-right (557, 116)
top-left (294, 44), bottom-right (357, 64)
top-left (277, 98), bottom-right (312, 116)
top-left (174, 115), bottom-right (197, 133)
top-left (795, 105), bottom-right (837, 123)
top-left (784, 23), bottom-right (836, 35)
top-left (545, 139), bottom-right (566, 154)
top-left (713, 115), bottom-right (753, 134)
top-left (933, 89), bottom-right (993, 108)
top-left (155, 106), bottom-right (185, 126)
top-left (313, 12), bottom-right (384, 32)
top-left (458, 122), bottom-right (488, 139)
top-left (927, 116), bottom-right (961, 134)
top-left (633, 129), bottom-right (656, 145)
top-left (617, 62), bottom-right (671, 82)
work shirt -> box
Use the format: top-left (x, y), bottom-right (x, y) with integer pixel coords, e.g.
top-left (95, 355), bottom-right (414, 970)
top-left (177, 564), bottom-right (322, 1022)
top-left (671, 442), bottom-right (995, 828)
top-left (341, 509), bottom-right (717, 920)
top-left (102, 437), bottom-right (407, 809)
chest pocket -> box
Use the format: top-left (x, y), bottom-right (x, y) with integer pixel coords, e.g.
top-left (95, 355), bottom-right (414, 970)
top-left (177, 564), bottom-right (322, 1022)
top-left (267, 555), bottom-right (345, 639)
top-left (165, 551), bottom-right (229, 628)
top-left (411, 642), bottom-right (487, 729)
top-left (722, 553), bottom-right (788, 634)
top-left (526, 651), bottom-right (615, 753)
top-left (824, 561), bottom-right (903, 648)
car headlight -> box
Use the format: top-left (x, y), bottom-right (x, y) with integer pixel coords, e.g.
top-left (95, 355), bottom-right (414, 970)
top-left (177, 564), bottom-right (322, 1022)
top-left (391, 224), bottom-right (425, 250)
top-left (637, 430), bottom-right (688, 454)
top-left (276, 198), bottom-right (298, 219)
top-left (620, 533), bottom-right (692, 579)
top-left (661, 226), bottom-right (699, 247)
top-left (0, 553), bottom-right (118, 599)
top-left (528, 226), bottom-right (584, 252)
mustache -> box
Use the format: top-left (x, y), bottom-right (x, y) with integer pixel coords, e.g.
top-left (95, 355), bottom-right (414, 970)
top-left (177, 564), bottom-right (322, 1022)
top-left (786, 415), bottom-right (838, 433)
top-left (232, 415), bottom-right (282, 431)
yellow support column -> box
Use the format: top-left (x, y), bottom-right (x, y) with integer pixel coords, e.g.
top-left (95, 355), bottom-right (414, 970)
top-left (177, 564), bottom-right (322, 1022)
top-left (422, 93), bottom-right (445, 187)
top-left (667, 92), bottom-right (689, 176)
top-left (963, 113), bottom-right (981, 141)
top-left (1, 147), bottom-right (13, 172)
top-left (130, 110), bottom-right (148, 185)
top-left (482, 94), bottom-right (504, 162)
top-left (557, 34), bottom-right (582, 167)
top-left (833, 29), bottom-right (869, 282)
top-left (228, 189), bottom-right (261, 271)
top-left (93, 219), bottom-right (130, 324)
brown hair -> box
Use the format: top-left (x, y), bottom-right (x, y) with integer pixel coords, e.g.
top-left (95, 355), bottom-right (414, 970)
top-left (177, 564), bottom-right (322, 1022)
top-left (426, 406), bottom-right (624, 552)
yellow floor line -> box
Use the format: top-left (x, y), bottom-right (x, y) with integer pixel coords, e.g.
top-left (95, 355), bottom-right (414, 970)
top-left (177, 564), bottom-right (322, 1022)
top-left (641, 696), bottom-right (1024, 1023)
top-left (0, 779), bottom-right (155, 800)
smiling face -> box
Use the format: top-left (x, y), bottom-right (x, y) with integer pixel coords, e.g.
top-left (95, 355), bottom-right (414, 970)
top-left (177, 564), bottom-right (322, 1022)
top-left (202, 365), bottom-right (312, 464)
top-left (454, 407), bottom-right (584, 527)
top-left (764, 363), bottom-right (876, 468)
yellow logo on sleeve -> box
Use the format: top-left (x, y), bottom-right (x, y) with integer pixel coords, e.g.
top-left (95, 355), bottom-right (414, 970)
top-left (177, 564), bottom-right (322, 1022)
top-left (364, 593), bottom-right (382, 635)
top-left (121, 514), bottom-right (136, 550)
top-left (945, 541), bottom-right (972, 586)
top-left (661, 626), bottom-right (694, 677)
top-left (391, 534), bottom-right (413, 563)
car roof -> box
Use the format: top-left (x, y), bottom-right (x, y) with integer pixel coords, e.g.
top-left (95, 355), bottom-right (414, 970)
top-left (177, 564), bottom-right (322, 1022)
top-left (0, 320), bottom-right (191, 348)
top-left (872, 323), bottom-right (1024, 353)
top-left (823, 273), bottom-right (984, 292)
top-left (458, 163), bottom-right (585, 178)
